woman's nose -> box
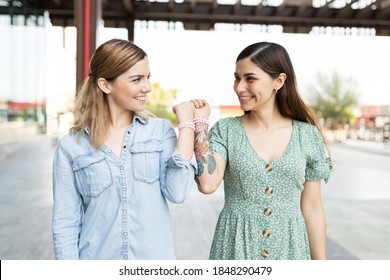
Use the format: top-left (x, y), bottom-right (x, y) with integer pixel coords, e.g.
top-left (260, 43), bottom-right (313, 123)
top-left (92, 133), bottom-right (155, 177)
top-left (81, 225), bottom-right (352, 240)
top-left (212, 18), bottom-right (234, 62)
top-left (142, 79), bottom-right (152, 93)
top-left (234, 80), bottom-right (245, 93)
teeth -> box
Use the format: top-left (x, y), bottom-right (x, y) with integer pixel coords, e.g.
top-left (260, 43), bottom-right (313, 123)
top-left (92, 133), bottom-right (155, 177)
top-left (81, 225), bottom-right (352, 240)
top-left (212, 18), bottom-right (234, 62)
top-left (135, 96), bottom-right (146, 101)
top-left (240, 96), bottom-right (252, 100)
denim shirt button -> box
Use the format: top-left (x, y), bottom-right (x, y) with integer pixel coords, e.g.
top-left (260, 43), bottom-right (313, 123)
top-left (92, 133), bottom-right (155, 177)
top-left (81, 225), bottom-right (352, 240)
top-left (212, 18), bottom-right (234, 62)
top-left (120, 166), bottom-right (124, 170)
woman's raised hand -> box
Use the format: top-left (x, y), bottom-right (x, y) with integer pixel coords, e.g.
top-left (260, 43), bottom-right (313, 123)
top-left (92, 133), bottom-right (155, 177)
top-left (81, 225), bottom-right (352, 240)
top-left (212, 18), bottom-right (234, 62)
top-left (190, 99), bottom-right (211, 119)
top-left (172, 101), bottom-right (195, 124)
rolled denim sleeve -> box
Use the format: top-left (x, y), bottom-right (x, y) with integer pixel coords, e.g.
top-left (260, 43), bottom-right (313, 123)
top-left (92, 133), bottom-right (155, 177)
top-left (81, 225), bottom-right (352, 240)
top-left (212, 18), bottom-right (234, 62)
top-left (159, 120), bottom-right (196, 204)
top-left (52, 141), bottom-right (83, 259)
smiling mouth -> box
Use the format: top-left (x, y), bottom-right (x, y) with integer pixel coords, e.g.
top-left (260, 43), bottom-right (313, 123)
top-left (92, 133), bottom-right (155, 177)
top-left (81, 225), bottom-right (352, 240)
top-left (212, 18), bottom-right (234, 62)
top-left (135, 96), bottom-right (146, 101)
top-left (239, 96), bottom-right (253, 101)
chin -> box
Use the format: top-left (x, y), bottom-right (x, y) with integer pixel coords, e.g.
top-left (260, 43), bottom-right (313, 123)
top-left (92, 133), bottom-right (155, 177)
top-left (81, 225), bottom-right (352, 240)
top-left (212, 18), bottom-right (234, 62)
top-left (239, 103), bottom-right (251, 111)
top-left (131, 106), bottom-right (146, 112)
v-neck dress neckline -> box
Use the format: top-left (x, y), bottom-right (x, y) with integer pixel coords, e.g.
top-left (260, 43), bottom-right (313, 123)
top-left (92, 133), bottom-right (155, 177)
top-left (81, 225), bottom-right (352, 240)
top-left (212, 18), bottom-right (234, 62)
top-left (238, 116), bottom-right (296, 165)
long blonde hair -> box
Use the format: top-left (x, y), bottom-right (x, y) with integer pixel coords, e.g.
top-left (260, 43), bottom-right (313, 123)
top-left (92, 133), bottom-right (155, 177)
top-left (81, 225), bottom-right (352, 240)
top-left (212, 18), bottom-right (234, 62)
top-left (70, 39), bottom-right (154, 149)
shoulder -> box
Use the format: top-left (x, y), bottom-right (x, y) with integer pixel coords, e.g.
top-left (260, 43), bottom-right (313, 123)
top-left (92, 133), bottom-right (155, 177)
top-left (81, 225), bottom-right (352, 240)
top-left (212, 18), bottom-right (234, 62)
top-left (295, 120), bottom-right (316, 131)
top-left (295, 120), bottom-right (321, 138)
top-left (58, 132), bottom-right (84, 149)
top-left (213, 116), bottom-right (241, 129)
top-left (139, 118), bottom-right (175, 139)
top-left (210, 117), bottom-right (242, 143)
top-left (294, 120), bottom-right (325, 148)
top-left (56, 131), bottom-right (93, 160)
top-left (144, 118), bottom-right (173, 132)
top-left (144, 117), bottom-right (171, 126)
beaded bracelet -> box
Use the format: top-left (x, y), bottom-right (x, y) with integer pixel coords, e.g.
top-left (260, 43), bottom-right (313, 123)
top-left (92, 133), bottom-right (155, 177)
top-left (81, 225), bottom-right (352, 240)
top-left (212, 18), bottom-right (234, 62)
top-left (178, 122), bottom-right (195, 131)
top-left (193, 118), bottom-right (210, 125)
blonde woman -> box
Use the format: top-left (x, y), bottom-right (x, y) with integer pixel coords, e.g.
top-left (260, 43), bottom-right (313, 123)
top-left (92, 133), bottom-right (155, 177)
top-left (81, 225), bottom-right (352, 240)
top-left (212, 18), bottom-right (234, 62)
top-left (52, 39), bottom-right (197, 260)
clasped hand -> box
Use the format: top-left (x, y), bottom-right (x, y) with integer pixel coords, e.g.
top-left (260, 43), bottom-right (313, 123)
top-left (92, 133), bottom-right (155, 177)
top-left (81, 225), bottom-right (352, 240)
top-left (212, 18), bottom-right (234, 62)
top-left (172, 99), bottom-right (210, 123)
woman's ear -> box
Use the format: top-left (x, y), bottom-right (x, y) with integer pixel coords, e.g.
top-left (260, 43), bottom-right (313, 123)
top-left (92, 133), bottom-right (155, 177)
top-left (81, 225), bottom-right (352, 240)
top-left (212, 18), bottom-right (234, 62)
top-left (275, 73), bottom-right (287, 91)
top-left (97, 78), bottom-right (111, 94)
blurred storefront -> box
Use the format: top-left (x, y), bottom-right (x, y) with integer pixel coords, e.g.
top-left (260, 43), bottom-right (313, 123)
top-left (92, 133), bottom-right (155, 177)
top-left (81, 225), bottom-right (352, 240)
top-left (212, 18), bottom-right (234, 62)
top-left (0, 14), bottom-right (48, 139)
top-left (349, 105), bottom-right (390, 142)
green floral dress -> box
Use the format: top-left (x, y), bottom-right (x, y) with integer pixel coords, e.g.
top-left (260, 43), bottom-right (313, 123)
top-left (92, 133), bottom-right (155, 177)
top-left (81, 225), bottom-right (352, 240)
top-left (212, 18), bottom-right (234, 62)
top-left (209, 116), bottom-right (332, 260)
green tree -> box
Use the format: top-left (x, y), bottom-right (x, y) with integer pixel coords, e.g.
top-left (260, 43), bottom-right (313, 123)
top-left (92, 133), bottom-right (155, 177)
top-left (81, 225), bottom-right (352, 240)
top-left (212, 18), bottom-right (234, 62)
top-left (147, 82), bottom-right (178, 125)
top-left (306, 71), bottom-right (359, 129)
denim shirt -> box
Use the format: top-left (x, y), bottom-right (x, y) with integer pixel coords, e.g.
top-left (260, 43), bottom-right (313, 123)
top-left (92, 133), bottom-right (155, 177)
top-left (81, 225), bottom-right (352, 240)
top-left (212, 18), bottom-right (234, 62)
top-left (52, 116), bottom-right (197, 260)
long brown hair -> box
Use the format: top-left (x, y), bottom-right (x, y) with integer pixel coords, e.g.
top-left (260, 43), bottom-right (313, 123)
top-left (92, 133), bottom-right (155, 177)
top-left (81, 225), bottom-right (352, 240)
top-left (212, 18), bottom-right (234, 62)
top-left (70, 39), bottom-right (154, 149)
top-left (237, 42), bottom-right (330, 156)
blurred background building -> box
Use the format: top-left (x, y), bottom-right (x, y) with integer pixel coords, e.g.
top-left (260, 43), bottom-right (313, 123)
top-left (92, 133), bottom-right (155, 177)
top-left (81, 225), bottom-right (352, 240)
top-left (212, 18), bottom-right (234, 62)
top-left (0, 0), bottom-right (389, 141)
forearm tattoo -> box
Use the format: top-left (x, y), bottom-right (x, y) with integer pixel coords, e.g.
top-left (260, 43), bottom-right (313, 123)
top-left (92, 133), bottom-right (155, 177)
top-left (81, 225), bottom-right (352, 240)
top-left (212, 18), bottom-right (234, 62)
top-left (194, 124), bottom-right (216, 176)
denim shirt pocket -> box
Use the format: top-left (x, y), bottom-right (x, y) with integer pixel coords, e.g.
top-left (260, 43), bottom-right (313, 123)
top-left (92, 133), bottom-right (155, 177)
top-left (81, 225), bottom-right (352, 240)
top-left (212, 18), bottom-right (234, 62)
top-left (130, 140), bottom-right (163, 183)
top-left (71, 151), bottom-right (113, 197)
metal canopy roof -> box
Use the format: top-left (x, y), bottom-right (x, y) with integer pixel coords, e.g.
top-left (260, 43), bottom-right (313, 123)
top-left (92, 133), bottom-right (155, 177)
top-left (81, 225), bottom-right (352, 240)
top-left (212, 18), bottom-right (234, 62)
top-left (1, 0), bottom-right (390, 35)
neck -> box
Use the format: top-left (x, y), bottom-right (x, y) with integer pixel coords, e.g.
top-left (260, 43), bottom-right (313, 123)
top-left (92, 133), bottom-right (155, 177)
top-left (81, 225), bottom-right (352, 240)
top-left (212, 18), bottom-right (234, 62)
top-left (245, 108), bottom-right (290, 131)
top-left (108, 110), bottom-right (133, 129)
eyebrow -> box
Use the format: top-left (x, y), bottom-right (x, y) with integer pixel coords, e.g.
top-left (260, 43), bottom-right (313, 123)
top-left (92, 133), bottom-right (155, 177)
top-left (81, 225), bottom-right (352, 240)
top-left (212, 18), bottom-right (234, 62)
top-left (129, 72), bottom-right (151, 79)
top-left (129, 74), bottom-right (145, 79)
top-left (234, 72), bottom-right (257, 77)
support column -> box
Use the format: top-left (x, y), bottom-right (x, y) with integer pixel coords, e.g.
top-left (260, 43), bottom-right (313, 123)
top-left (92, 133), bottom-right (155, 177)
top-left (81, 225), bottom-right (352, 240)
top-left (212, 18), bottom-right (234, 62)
top-left (74, 0), bottom-right (102, 91)
top-left (122, 0), bottom-right (135, 42)
top-left (127, 19), bottom-right (135, 42)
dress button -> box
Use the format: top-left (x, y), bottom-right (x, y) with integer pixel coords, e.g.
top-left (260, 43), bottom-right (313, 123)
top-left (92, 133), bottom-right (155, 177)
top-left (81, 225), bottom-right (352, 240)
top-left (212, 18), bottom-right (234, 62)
top-left (263, 229), bottom-right (271, 237)
top-left (265, 164), bottom-right (273, 172)
top-left (264, 208), bottom-right (272, 216)
top-left (261, 249), bottom-right (269, 258)
top-left (124, 255), bottom-right (128, 260)
top-left (265, 187), bottom-right (273, 195)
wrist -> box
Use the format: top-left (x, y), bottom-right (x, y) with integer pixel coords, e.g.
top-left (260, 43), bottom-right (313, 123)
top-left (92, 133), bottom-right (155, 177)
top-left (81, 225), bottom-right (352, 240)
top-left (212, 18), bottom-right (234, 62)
top-left (193, 118), bottom-right (209, 131)
top-left (194, 114), bottom-right (209, 119)
top-left (193, 118), bottom-right (210, 125)
top-left (178, 122), bottom-right (195, 131)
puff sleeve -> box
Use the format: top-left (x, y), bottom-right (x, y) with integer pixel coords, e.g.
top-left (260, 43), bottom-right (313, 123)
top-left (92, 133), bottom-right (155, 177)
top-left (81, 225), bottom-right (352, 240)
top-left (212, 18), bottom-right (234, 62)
top-left (304, 125), bottom-right (332, 183)
top-left (209, 119), bottom-right (229, 163)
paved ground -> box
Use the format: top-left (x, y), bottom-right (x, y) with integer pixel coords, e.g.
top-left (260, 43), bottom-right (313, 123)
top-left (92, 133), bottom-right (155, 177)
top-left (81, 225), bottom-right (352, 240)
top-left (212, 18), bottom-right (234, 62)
top-left (319, 141), bottom-right (390, 260)
top-left (0, 136), bottom-right (389, 260)
top-left (0, 136), bottom-right (56, 260)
